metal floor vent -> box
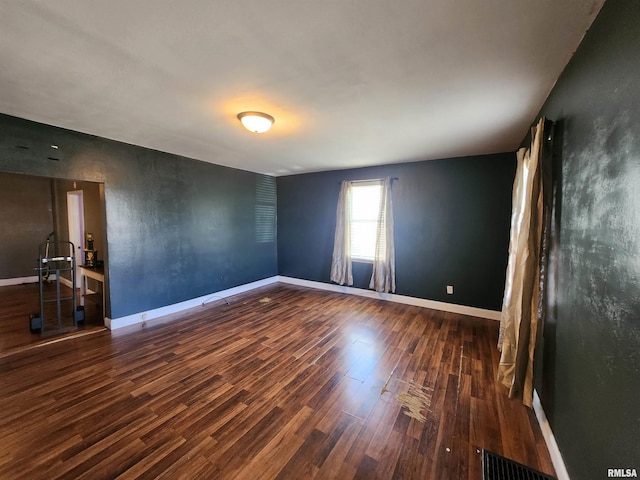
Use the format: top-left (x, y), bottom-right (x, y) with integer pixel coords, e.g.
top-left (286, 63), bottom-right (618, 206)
top-left (482, 450), bottom-right (556, 480)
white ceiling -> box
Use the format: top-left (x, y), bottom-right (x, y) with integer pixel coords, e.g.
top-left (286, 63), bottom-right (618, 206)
top-left (0, 0), bottom-right (604, 176)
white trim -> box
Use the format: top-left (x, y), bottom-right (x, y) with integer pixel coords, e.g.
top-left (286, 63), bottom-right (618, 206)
top-left (59, 276), bottom-right (73, 289)
top-left (533, 389), bottom-right (570, 480)
top-left (0, 275), bottom-right (38, 287)
top-left (103, 274), bottom-right (501, 330)
top-left (52, 275), bottom-right (96, 294)
top-left (276, 276), bottom-right (501, 321)
top-left (105, 276), bottom-right (279, 330)
top-left (0, 275), bottom-right (60, 287)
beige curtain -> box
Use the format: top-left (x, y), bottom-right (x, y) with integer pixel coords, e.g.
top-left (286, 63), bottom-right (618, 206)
top-left (330, 181), bottom-right (353, 286)
top-left (497, 118), bottom-right (546, 407)
top-left (369, 177), bottom-right (396, 293)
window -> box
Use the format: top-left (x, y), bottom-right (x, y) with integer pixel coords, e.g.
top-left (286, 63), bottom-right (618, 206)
top-left (330, 176), bottom-right (395, 293)
top-left (349, 180), bottom-right (384, 262)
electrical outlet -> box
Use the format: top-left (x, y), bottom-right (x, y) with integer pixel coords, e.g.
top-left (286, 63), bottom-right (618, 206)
top-left (446, 285), bottom-right (454, 295)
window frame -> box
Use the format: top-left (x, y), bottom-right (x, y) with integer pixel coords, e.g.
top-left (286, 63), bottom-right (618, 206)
top-left (348, 179), bottom-right (384, 263)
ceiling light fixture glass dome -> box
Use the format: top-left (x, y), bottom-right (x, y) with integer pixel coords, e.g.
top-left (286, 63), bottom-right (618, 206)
top-left (237, 111), bottom-right (275, 133)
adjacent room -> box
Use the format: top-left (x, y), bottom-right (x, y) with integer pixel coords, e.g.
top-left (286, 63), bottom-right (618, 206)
top-left (0, 172), bottom-right (107, 350)
top-left (1, 1), bottom-right (638, 479)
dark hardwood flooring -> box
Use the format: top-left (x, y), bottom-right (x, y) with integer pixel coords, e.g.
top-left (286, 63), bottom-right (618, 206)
top-left (0, 282), bottom-right (105, 355)
top-left (0, 283), bottom-right (554, 479)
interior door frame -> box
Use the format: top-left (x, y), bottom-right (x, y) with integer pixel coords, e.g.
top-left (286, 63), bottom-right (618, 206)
top-left (66, 190), bottom-right (85, 283)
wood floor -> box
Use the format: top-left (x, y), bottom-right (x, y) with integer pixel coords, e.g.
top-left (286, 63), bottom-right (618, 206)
top-left (0, 282), bottom-right (105, 355)
top-left (0, 283), bottom-right (554, 479)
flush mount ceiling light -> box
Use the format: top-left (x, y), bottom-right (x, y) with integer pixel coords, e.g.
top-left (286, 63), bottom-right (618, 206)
top-left (237, 111), bottom-right (274, 133)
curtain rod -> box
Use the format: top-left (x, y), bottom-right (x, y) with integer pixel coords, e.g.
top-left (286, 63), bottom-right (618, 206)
top-left (340, 177), bottom-right (398, 184)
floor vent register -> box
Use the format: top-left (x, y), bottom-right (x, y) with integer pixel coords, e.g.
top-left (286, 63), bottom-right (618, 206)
top-left (482, 449), bottom-right (556, 480)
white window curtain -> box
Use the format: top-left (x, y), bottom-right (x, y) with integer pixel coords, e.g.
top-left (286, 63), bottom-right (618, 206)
top-left (330, 178), bottom-right (396, 293)
top-left (330, 181), bottom-right (353, 286)
top-left (369, 177), bottom-right (395, 293)
top-left (497, 118), bottom-right (546, 407)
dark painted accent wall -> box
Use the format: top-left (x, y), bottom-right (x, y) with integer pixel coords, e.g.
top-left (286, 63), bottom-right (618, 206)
top-left (536, 1), bottom-right (640, 477)
top-left (0, 114), bottom-right (277, 319)
top-left (0, 173), bottom-right (53, 279)
top-left (277, 154), bottom-right (516, 311)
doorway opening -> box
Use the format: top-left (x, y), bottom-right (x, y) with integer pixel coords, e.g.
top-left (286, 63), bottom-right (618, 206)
top-left (0, 173), bottom-right (109, 353)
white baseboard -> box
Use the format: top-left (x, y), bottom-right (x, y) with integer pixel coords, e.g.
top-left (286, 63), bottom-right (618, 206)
top-left (59, 276), bottom-right (72, 289)
top-left (0, 274), bottom-right (60, 287)
top-left (533, 389), bottom-right (570, 480)
top-left (44, 276), bottom-right (96, 300)
top-left (276, 276), bottom-right (501, 321)
top-left (0, 275), bottom-right (37, 286)
top-left (103, 274), bottom-right (501, 330)
top-left (105, 276), bottom-right (279, 330)
top-left (59, 275), bottom-right (97, 294)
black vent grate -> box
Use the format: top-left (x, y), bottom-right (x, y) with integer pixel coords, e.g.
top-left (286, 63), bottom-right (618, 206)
top-left (482, 450), bottom-right (556, 480)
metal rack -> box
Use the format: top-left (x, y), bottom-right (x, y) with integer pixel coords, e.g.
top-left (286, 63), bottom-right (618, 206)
top-left (30, 240), bottom-right (85, 334)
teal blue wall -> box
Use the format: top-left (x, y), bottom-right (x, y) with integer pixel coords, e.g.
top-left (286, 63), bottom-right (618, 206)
top-left (537, 0), bottom-right (640, 477)
top-left (277, 153), bottom-right (516, 311)
top-left (0, 114), bottom-right (277, 319)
